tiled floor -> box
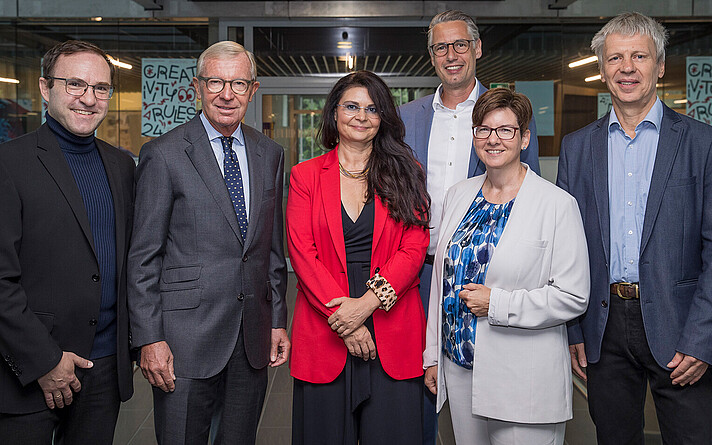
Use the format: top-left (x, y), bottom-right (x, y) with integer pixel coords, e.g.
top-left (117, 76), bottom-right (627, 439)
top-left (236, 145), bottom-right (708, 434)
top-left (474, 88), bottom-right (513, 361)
top-left (113, 274), bottom-right (661, 444)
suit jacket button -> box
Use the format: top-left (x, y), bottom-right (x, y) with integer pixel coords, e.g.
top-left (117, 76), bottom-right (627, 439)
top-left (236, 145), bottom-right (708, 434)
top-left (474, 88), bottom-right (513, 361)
top-left (89, 318), bottom-right (98, 326)
top-left (92, 274), bottom-right (100, 282)
top-left (242, 255), bottom-right (248, 262)
top-left (601, 300), bottom-right (608, 308)
top-left (238, 293), bottom-right (245, 301)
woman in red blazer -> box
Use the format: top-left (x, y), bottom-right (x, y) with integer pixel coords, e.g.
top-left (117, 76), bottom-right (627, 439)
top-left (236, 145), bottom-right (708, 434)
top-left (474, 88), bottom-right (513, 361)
top-left (287, 71), bottom-right (429, 444)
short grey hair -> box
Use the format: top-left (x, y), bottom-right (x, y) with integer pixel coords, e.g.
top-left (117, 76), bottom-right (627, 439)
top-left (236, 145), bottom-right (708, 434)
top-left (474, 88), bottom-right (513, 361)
top-left (427, 10), bottom-right (480, 47)
top-left (196, 41), bottom-right (257, 80)
top-left (591, 12), bottom-right (668, 64)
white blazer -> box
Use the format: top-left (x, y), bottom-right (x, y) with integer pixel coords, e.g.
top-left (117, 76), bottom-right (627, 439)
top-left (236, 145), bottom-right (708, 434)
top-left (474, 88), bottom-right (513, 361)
top-left (424, 165), bottom-right (590, 424)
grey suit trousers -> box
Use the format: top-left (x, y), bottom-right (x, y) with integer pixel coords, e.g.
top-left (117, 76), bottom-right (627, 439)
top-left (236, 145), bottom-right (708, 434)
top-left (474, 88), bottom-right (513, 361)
top-left (152, 328), bottom-right (268, 445)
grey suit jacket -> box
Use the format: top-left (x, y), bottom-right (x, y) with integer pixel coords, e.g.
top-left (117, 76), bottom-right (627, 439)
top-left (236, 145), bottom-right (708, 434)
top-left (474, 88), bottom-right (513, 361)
top-left (558, 103), bottom-right (712, 367)
top-left (128, 114), bottom-right (287, 378)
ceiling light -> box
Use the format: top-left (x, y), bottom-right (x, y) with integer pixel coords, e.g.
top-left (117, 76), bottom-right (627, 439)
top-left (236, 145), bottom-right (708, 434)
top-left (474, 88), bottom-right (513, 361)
top-left (569, 56), bottom-right (598, 68)
top-left (337, 41), bottom-right (352, 49)
top-left (108, 56), bottom-right (132, 70)
top-left (90, 16), bottom-right (102, 22)
top-left (673, 99), bottom-right (687, 104)
top-left (0, 77), bottom-right (19, 84)
top-left (585, 74), bottom-right (602, 82)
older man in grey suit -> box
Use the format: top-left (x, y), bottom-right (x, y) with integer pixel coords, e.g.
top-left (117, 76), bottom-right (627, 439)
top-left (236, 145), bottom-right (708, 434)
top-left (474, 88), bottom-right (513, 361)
top-left (128, 41), bottom-right (289, 445)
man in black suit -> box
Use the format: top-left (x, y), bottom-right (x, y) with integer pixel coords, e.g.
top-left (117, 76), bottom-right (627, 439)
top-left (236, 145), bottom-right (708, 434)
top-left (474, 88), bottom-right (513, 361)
top-left (0, 40), bottom-right (135, 444)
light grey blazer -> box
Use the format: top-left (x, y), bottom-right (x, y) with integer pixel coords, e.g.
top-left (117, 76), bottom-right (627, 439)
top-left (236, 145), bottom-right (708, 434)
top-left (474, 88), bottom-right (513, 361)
top-left (424, 165), bottom-right (590, 424)
top-left (128, 114), bottom-right (287, 379)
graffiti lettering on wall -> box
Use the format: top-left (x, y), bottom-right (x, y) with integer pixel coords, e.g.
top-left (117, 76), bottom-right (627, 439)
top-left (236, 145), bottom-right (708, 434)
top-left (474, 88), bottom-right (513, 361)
top-left (686, 57), bottom-right (712, 125)
top-left (142, 58), bottom-right (197, 137)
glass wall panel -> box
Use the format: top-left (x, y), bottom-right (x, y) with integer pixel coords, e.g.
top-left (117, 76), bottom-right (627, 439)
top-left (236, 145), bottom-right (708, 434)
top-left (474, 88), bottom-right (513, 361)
top-left (0, 20), bottom-right (208, 155)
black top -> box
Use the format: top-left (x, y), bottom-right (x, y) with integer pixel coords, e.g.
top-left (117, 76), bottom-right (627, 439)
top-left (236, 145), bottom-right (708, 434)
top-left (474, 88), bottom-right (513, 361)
top-left (342, 200), bottom-right (374, 269)
top-left (46, 113), bottom-right (117, 359)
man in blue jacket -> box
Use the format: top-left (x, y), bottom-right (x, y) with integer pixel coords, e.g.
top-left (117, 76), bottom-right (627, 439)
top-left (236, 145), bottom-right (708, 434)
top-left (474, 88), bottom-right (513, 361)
top-left (558, 12), bottom-right (712, 444)
top-left (399, 10), bottom-right (540, 444)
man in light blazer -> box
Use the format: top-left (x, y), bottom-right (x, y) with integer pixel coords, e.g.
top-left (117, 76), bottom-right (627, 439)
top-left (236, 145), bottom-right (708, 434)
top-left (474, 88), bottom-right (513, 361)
top-left (398, 10), bottom-right (540, 443)
top-left (128, 41), bottom-right (289, 445)
top-left (0, 41), bottom-right (134, 444)
top-left (557, 12), bottom-right (712, 444)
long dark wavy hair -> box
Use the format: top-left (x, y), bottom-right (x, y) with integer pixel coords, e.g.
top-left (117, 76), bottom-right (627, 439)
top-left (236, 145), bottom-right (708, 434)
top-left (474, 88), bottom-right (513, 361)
top-left (318, 70), bottom-right (430, 229)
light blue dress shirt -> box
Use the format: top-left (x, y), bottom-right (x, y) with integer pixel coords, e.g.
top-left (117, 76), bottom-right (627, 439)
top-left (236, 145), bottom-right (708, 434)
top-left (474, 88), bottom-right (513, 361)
top-left (199, 112), bottom-right (251, 218)
top-left (608, 98), bottom-right (663, 283)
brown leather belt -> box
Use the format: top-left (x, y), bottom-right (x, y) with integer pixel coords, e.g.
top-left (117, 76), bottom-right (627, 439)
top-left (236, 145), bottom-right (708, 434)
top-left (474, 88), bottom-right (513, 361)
top-left (610, 282), bottom-right (640, 299)
top-left (424, 254), bottom-right (435, 265)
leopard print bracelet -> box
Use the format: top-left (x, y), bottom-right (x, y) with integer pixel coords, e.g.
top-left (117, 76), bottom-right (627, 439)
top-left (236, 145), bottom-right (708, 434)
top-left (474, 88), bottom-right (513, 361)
top-left (366, 270), bottom-right (397, 312)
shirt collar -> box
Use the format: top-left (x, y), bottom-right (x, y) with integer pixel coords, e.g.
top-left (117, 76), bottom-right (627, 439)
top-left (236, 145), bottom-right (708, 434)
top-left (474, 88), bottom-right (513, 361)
top-left (199, 111), bottom-right (245, 146)
top-left (608, 97), bottom-right (663, 134)
top-left (432, 79), bottom-right (480, 111)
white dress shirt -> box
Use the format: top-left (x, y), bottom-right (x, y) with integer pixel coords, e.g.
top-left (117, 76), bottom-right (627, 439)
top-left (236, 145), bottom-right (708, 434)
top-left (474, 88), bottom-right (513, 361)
top-left (426, 82), bottom-right (480, 254)
top-left (199, 112), bottom-right (251, 218)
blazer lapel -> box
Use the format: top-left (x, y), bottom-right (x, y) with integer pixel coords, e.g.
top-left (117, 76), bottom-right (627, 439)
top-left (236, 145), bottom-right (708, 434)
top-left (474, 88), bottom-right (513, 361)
top-left (372, 195), bottom-right (387, 253)
top-left (321, 149), bottom-right (347, 272)
top-left (591, 117), bottom-right (611, 265)
top-left (183, 116), bottom-right (243, 245)
top-left (96, 140), bottom-right (126, 270)
top-left (243, 125), bottom-right (264, 250)
top-left (414, 98), bottom-right (434, 173)
top-left (439, 175), bottom-right (485, 259)
top-left (640, 105), bottom-right (682, 255)
top-left (468, 81), bottom-right (487, 177)
top-left (35, 124), bottom-right (97, 257)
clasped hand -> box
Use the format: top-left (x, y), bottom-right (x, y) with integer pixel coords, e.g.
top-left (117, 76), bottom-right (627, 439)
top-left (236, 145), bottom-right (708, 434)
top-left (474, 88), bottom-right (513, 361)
top-left (343, 325), bottom-right (377, 361)
top-left (326, 290), bottom-right (380, 337)
top-left (458, 283), bottom-right (491, 317)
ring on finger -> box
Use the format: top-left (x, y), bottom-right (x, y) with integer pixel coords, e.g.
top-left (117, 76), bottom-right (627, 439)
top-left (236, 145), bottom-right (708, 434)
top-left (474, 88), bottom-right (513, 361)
top-left (55, 393), bottom-right (62, 399)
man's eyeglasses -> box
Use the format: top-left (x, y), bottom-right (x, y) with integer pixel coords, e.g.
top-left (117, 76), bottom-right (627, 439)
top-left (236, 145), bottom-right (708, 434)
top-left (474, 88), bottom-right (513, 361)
top-left (429, 39), bottom-right (475, 57)
top-left (45, 76), bottom-right (114, 100)
top-left (336, 103), bottom-right (380, 118)
top-left (198, 76), bottom-right (254, 95)
top-left (473, 126), bottom-right (519, 140)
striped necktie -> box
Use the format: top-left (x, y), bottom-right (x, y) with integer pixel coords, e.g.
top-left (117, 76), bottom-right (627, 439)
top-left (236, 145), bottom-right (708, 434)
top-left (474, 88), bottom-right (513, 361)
top-left (220, 136), bottom-right (248, 240)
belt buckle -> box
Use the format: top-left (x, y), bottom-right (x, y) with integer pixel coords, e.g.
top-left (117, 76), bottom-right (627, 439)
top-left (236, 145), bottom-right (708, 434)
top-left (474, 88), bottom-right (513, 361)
top-left (616, 282), bottom-right (639, 300)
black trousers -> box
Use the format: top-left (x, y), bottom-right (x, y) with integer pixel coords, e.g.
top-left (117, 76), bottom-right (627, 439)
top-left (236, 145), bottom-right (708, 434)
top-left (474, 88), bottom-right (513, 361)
top-left (152, 328), bottom-right (268, 445)
top-left (0, 354), bottom-right (121, 445)
top-left (292, 353), bottom-right (423, 445)
top-left (587, 295), bottom-right (712, 445)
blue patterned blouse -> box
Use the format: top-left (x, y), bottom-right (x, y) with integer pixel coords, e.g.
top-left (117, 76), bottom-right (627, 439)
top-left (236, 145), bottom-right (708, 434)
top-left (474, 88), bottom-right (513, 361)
top-left (442, 189), bottom-right (515, 369)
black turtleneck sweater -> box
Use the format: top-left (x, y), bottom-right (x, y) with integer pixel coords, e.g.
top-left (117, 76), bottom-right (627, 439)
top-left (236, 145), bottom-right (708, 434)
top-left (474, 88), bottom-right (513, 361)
top-left (46, 114), bottom-right (117, 359)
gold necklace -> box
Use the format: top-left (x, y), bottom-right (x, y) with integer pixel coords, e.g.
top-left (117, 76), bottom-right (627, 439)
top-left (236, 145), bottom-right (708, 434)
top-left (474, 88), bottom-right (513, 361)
top-left (339, 161), bottom-right (369, 179)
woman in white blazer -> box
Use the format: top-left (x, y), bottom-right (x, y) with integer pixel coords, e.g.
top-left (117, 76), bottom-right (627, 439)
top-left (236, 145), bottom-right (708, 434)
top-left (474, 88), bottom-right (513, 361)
top-left (423, 88), bottom-right (590, 445)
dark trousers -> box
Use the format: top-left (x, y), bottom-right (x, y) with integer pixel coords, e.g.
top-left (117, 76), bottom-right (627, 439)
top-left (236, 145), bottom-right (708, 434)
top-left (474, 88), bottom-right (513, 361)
top-left (292, 355), bottom-right (423, 445)
top-left (419, 262), bottom-right (438, 445)
top-left (0, 354), bottom-right (121, 445)
top-left (587, 295), bottom-right (712, 445)
top-left (152, 328), bottom-right (268, 445)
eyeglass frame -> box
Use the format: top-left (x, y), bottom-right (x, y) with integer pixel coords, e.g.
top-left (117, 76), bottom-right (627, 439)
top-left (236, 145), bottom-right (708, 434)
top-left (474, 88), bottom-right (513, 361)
top-left (44, 76), bottom-right (114, 100)
top-left (429, 39), bottom-right (476, 57)
top-left (197, 76), bottom-right (255, 95)
top-left (336, 103), bottom-right (381, 118)
top-left (472, 126), bottom-right (520, 140)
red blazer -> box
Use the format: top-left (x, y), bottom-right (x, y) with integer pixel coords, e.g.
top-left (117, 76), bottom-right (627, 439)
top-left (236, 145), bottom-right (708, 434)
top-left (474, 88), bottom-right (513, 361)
top-left (287, 148), bottom-right (428, 384)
